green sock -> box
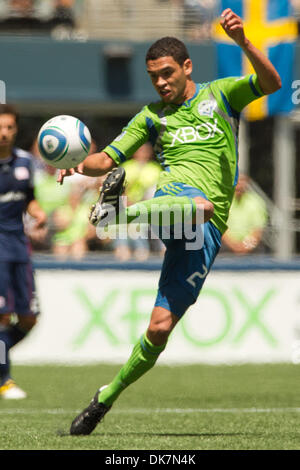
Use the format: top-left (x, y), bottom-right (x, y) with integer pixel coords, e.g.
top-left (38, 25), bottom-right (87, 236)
top-left (98, 333), bottom-right (166, 406)
top-left (116, 195), bottom-right (196, 226)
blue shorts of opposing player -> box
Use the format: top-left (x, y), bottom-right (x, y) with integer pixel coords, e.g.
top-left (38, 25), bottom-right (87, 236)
top-left (0, 260), bottom-right (40, 316)
top-left (153, 183), bottom-right (221, 318)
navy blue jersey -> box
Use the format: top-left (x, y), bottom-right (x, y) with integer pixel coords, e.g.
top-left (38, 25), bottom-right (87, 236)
top-left (0, 148), bottom-right (35, 262)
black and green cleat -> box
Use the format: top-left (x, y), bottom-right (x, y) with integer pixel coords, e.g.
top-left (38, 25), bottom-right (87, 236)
top-left (70, 388), bottom-right (111, 436)
top-left (89, 166), bottom-right (126, 226)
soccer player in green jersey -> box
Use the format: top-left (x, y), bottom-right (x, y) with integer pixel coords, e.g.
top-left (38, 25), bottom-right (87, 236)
top-left (58, 9), bottom-right (281, 435)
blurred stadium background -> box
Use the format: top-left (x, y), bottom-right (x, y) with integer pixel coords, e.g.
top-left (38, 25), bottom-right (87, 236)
top-left (0, 1), bottom-right (300, 449)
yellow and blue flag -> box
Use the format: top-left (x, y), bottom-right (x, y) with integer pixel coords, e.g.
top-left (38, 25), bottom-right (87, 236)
top-left (213, 0), bottom-right (297, 120)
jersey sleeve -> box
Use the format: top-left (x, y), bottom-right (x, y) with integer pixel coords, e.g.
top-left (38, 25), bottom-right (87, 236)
top-left (103, 107), bottom-right (151, 165)
top-left (214, 74), bottom-right (265, 113)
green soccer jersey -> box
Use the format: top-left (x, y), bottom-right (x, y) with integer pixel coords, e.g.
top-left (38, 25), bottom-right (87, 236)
top-left (103, 74), bottom-right (264, 234)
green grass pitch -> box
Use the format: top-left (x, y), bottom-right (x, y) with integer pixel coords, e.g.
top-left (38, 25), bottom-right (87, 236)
top-left (0, 363), bottom-right (299, 450)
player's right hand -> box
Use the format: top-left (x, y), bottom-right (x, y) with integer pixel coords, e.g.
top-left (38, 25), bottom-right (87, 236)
top-left (57, 162), bottom-right (84, 185)
top-left (220, 8), bottom-right (246, 47)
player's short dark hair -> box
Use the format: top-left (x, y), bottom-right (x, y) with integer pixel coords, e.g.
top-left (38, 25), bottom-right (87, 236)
top-left (0, 104), bottom-right (19, 124)
top-left (145, 37), bottom-right (190, 66)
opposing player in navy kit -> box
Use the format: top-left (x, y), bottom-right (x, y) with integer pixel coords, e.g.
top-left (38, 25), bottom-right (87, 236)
top-left (0, 104), bottom-right (47, 399)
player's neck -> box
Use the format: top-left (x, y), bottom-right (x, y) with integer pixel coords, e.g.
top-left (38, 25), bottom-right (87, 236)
top-left (184, 80), bottom-right (197, 101)
top-left (0, 147), bottom-right (12, 160)
top-left (174, 80), bottom-right (196, 105)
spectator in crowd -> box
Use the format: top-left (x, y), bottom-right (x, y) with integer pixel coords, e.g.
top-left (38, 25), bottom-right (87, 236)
top-left (0, 0), bottom-right (76, 34)
top-left (34, 162), bottom-right (71, 217)
top-left (32, 136), bottom-right (110, 257)
top-left (182, 0), bottom-right (217, 41)
top-left (32, 136), bottom-right (104, 258)
top-left (8, 0), bottom-right (35, 17)
top-left (0, 0), bottom-right (43, 31)
top-left (221, 174), bottom-right (268, 255)
top-left (113, 143), bottom-right (162, 262)
top-left (48, 0), bottom-right (76, 32)
top-left (50, 184), bottom-right (90, 260)
top-left (30, 140), bottom-right (72, 251)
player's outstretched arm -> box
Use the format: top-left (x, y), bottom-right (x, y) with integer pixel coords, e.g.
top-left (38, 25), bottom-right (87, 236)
top-left (57, 151), bottom-right (117, 184)
top-left (220, 8), bottom-right (282, 95)
top-left (27, 199), bottom-right (47, 228)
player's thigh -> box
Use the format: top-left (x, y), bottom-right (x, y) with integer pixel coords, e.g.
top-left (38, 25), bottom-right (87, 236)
top-left (0, 261), bottom-right (15, 316)
top-left (12, 261), bottom-right (40, 319)
top-left (155, 221), bottom-right (221, 318)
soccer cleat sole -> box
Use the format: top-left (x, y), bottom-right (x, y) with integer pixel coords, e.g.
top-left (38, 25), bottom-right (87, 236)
top-left (89, 167), bottom-right (126, 226)
top-left (98, 167), bottom-right (126, 207)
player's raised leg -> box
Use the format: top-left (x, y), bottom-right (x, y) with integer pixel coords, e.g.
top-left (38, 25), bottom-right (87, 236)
top-left (90, 173), bottom-right (214, 229)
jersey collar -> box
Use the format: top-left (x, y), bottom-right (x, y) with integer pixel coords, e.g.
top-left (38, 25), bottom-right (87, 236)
top-left (0, 155), bottom-right (13, 165)
top-left (0, 148), bottom-right (18, 166)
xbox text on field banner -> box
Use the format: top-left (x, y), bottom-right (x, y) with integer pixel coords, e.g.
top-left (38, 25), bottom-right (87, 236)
top-left (11, 269), bottom-right (300, 365)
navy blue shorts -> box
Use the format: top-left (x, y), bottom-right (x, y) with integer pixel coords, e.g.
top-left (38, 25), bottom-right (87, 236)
top-left (153, 183), bottom-right (221, 318)
top-left (0, 260), bottom-right (40, 316)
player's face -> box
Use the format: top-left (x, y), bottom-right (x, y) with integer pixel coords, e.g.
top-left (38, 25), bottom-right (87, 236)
top-left (0, 114), bottom-right (17, 152)
top-left (147, 56), bottom-right (193, 104)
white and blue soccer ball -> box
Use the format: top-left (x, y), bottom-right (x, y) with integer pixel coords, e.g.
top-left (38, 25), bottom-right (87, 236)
top-left (37, 115), bottom-right (91, 169)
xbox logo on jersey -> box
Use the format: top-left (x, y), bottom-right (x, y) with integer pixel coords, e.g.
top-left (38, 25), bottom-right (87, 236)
top-left (169, 119), bottom-right (224, 146)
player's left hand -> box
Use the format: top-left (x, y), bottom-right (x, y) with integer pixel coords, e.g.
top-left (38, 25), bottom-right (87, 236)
top-left (220, 9), bottom-right (246, 47)
top-left (28, 210), bottom-right (48, 244)
top-left (34, 210), bottom-right (47, 230)
top-left (57, 162), bottom-right (84, 185)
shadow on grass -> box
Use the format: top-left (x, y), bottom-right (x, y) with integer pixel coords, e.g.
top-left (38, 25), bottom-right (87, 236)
top-left (97, 432), bottom-right (243, 438)
top-left (57, 430), bottom-right (243, 438)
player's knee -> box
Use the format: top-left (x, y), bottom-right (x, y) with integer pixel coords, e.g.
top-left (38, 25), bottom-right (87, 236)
top-left (193, 197), bottom-right (214, 223)
top-left (17, 315), bottom-right (37, 332)
top-left (147, 319), bottom-right (174, 345)
top-left (147, 307), bottom-right (179, 345)
top-left (147, 326), bottom-right (170, 346)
